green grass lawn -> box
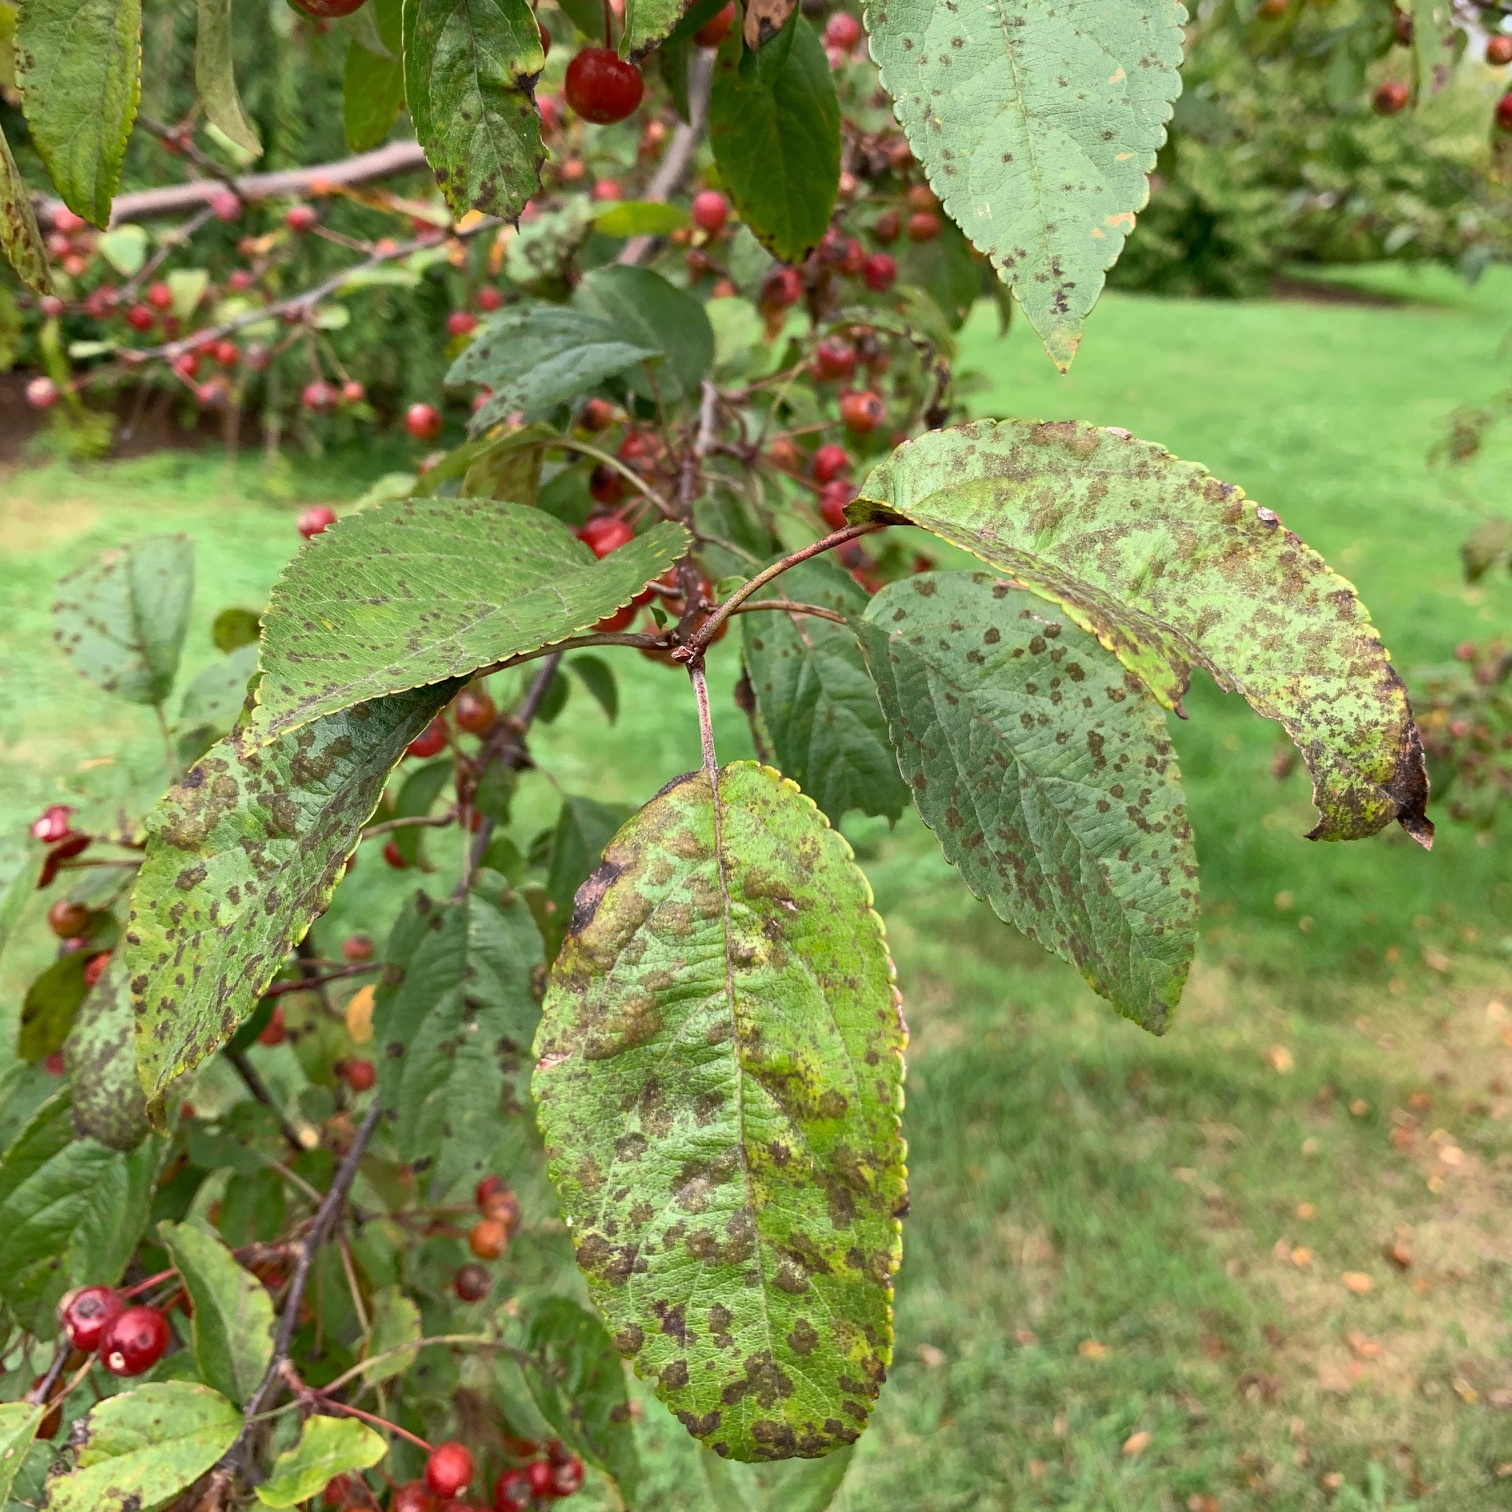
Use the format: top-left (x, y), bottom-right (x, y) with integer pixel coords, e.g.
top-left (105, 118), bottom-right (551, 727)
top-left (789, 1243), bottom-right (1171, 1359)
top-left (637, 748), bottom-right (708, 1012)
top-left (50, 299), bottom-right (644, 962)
top-left (3, 278), bottom-right (1511, 1510)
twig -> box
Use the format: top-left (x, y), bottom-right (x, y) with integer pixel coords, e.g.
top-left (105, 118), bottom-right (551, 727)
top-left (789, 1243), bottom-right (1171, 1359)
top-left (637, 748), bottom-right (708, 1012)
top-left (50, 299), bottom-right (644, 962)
top-left (25, 1348), bottom-right (68, 1407)
top-left (727, 599), bottom-right (849, 625)
top-left (315, 1334), bottom-right (508, 1397)
top-left (137, 114), bottom-right (248, 204)
top-left (261, 964), bottom-right (377, 1000)
top-left (691, 664), bottom-right (719, 784)
top-left (227, 1047), bottom-right (315, 1153)
top-left (306, 1395), bottom-right (433, 1453)
top-left (619, 49), bottom-right (716, 266)
top-left (677, 522), bottom-right (883, 660)
top-left (360, 812), bottom-right (458, 840)
top-left (125, 204), bottom-right (216, 301)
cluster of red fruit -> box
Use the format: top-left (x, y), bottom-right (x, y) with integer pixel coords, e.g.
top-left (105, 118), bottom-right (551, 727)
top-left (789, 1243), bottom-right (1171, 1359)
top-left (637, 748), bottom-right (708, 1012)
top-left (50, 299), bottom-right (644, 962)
top-left (462, 1174), bottom-right (522, 1268)
top-left (58, 1284), bottom-right (171, 1377)
top-left (1373, 29), bottom-right (1512, 119)
top-left (333, 1436), bottom-right (584, 1512)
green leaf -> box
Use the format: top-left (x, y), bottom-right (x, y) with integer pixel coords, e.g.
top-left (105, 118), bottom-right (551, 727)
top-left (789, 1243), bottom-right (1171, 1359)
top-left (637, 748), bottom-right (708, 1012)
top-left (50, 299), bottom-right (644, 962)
top-left (622, 0), bottom-right (692, 56)
top-left (0, 123), bottom-right (52, 295)
top-left (702, 1441), bottom-right (855, 1512)
top-left (178, 644), bottom-right (259, 734)
top-left (344, 0), bottom-right (404, 152)
top-left (373, 887), bottom-right (543, 1198)
top-left (590, 199), bottom-right (691, 237)
top-left (16, 0), bottom-right (141, 226)
top-left (741, 558), bottom-right (909, 825)
top-left (251, 499), bottom-right (689, 744)
top-left (447, 307), bottom-right (660, 432)
top-left (1410, 0), bottom-right (1464, 97)
top-left (362, 1285), bottom-right (421, 1384)
top-left (64, 955), bottom-right (150, 1152)
top-left (195, 0), bottom-right (261, 158)
top-left (255, 1415), bottom-right (387, 1509)
top-left (866, 0), bottom-right (1184, 369)
top-left (541, 794), bottom-right (632, 956)
top-left (852, 421), bottom-right (1432, 846)
top-left (42, 1382), bottom-right (241, 1512)
top-left (568, 654), bottom-right (617, 722)
top-left (461, 422), bottom-right (554, 504)
top-left (389, 758), bottom-right (452, 870)
top-left (520, 1296), bottom-right (640, 1497)
top-left (0, 1093), bottom-right (158, 1329)
top-left (128, 685), bottom-right (457, 1110)
top-left (18, 949), bottom-right (90, 1063)
top-left (574, 265), bottom-right (716, 404)
top-left (533, 763), bottom-right (905, 1462)
top-left (97, 225), bottom-right (148, 278)
top-left (0, 849), bottom-right (43, 970)
top-left (709, 19), bottom-right (840, 264)
top-left (404, 0), bottom-right (545, 220)
top-left (0, 1403), bottom-right (42, 1506)
top-left (158, 1220), bottom-right (275, 1405)
top-left (855, 572), bottom-right (1197, 1029)
top-left (52, 535), bottom-right (194, 707)
top-left (167, 268), bottom-right (210, 320)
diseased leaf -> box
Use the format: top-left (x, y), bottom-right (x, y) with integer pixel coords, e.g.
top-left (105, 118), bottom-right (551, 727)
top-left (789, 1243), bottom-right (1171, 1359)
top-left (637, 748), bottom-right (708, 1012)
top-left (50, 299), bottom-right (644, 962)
top-left (574, 264), bottom-right (715, 404)
top-left (18, 949), bottom-right (90, 1063)
top-left (702, 1441), bottom-right (855, 1512)
top-left (362, 1285), bottom-right (421, 1384)
top-left (542, 794), bottom-right (632, 957)
top-left (0, 1093), bottom-right (158, 1330)
top-left (520, 1296), bottom-right (640, 1497)
top-left (16, 0), bottom-right (141, 225)
top-left (373, 887), bottom-right (543, 1199)
top-left (709, 19), bottom-right (840, 264)
top-left (866, 0), bottom-right (1184, 369)
top-left (852, 421), bottom-right (1432, 846)
top-left (741, 558), bottom-right (909, 825)
top-left (622, 0), bottom-right (692, 57)
top-left (855, 572), bottom-right (1197, 1029)
top-left (251, 498), bottom-right (689, 744)
top-left (404, 0), bottom-right (545, 220)
top-left (1410, 0), bottom-right (1463, 97)
top-left (0, 1403), bottom-right (42, 1506)
top-left (0, 123), bottom-right (53, 295)
top-left (533, 763), bottom-right (905, 1462)
top-left (195, 0), bottom-right (261, 157)
top-left (64, 955), bottom-right (150, 1151)
top-left (128, 685), bottom-right (457, 1110)
top-left (52, 535), bottom-right (195, 707)
top-left (158, 1219), bottom-right (275, 1405)
top-left (446, 306), bottom-right (660, 432)
top-left (255, 1416), bottom-right (387, 1509)
top-left (41, 1382), bottom-right (240, 1512)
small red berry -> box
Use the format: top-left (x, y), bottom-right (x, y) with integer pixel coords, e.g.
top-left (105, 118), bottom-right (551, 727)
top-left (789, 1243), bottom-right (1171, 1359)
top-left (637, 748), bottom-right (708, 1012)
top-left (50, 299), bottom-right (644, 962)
top-left (39, 292), bottom-right (65, 317)
top-left (1489, 34), bottom-right (1512, 65)
top-left (98, 1306), bottom-right (170, 1376)
top-left (53, 208), bottom-right (87, 235)
top-left (341, 1058), bottom-right (376, 1092)
top-left (146, 281), bottom-right (173, 310)
top-left (476, 1174), bottom-right (508, 1210)
top-left (43, 1051), bottom-right (65, 1076)
top-left (1373, 79), bottom-right (1409, 114)
top-left (588, 464), bottom-right (625, 506)
top-left (258, 1005), bottom-right (288, 1046)
top-left (59, 1285), bottom-right (125, 1351)
top-left (1497, 91), bottom-right (1512, 131)
top-left (341, 933), bottom-right (374, 962)
top-left (811, 338), bottom-right (856, 383)
top-left (426, 1443), bottom-right (474, 1499)
top-left (693, 0), bottom-right (736, 45)
top-left (406, 719), bottom-right (448, 759)
top-left (212, 340), bottom-right (239, 367)
top-left (595, 604), bottom-right (636, 633)
top-left (391, 1482), bottom-right (440, 1512)
top-left (172, 352), bottom-right (200, 380)
top-left (564, 48), bottom-right (645, 125)
top-left (824, 10), bottom-right (863, 50)
top-left (83, 951), bottom-right (111, 988)
top-left (383, 839), bottom-right (409, 870)
top-left (25, 376), bottom-right (59, 409)
top-left (285, 203), bottom-right (319, 233)
top-left (405, 402), bottom-right (443, 441)
top-left (761, 265), bottom-right (804, 310)
top-left (527, 1462), bottom-right (556, 1498)
top-left (31, 804), bottom-right (73, 843)
top-left (302, 382), bottom-right (338, 414)
top-left (818, 479), bottom-right (855, 530)
top-left (469, 1218), bottom-right (508, 1259)
top-left (455, 1262), bottom-right (492, 1302)
top-left (863, 252), bottom-right (897, 292)
top-left (840, 389), bottom-right (884, 434)
top-left (321, 1474), bottom-right (358, 1508)
top-left (580, 396), bottom-right (616, 431)
top-left (905, 210), bottom-right (942, 242)
top-left (454, 686), bottom-right (498, 734)
top-left (210, 190), bottom-right (242, 221)
top-left (228, 269), bottom-right (255, 292)
top-left (478, 286), bottom-right (504, 312)
top-left (298, 505), bottom-right (338, 539)
top-left (691, 190), bottom-right (729, 233)
top-left (447, 310), bottom-right (479, 337)
top-left (548, 1454), bottom-right (585, 1497)
top-left (493, 1469), bottom-right (533, 1512)
top-left (577, 513), bottom-right (635, 558)
top-left (126, 304), bottom-right (155, 332)
top-left (47, 899), bottom-right (89, 938)
top-left (812, 443), bottom-right (850, 484)
top-left (591, 178), bottom-right (623, 202)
